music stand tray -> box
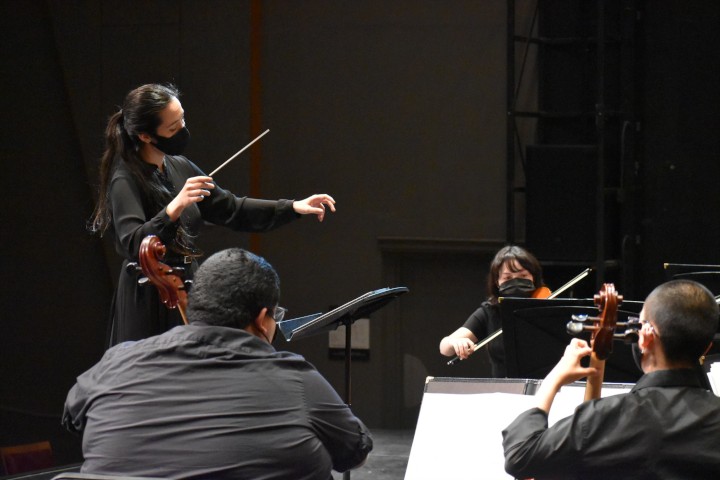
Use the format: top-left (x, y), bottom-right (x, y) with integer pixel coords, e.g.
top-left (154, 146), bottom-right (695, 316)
top-left (663, 263), bottom-right (720, 295)
top-left (277, 286), bottom-right (408, 341)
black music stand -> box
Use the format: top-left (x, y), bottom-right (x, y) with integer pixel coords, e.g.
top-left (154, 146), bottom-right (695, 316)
top-left (499, 297), bottom-right (644, 382)
top-left (278, 287), bottom-right (408, 341)
top-left (277, 286), bottom-right (408, 480)
top-left (664, 263), bottom-right (720, 295)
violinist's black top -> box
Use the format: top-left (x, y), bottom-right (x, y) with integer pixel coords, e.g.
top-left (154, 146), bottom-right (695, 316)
top-left (463, 301), bottom-right (506, 377)
top-left (502, 368), bottom-right (720, 479)
top-left (107, 155), bottom-right (299, 346)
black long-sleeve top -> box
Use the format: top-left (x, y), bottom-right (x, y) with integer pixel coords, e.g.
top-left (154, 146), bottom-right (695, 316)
top-left (63, 324), bottom-right (373, 480)
top-left (503, 369), bottom-right (720, 480)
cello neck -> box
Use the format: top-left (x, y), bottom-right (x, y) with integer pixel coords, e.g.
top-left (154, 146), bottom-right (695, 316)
top-left (584, 353), bottom-right (606, 401)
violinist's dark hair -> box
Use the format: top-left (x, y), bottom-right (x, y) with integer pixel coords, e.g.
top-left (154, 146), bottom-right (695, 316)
top-left (187, 248), bottom-right (280, 329)
top-left (644, 279), bottom-right (718, 366)
top-left (89, 83), bottom-right (194, 255)
top-left (486, 245), bottom-right (543, 304)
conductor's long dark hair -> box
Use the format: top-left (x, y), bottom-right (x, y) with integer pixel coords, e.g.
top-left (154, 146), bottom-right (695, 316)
top-left (89, 84), bottom-right (194, 255)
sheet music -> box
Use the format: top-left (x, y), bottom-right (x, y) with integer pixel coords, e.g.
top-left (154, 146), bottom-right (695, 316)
top-left (547, 384), bottom-right (630, 425)
top-left (404, 392), bottom-right (534, 480)
top-left (405, 384), bottom-right (633, 479)
top-left (708, 362), bottom-right (720, 396)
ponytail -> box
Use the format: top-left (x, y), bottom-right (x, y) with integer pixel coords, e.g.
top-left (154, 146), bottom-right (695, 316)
top-left (89, 110), bottom-right (127, 235)
top-left (88, 84), bottom-right (198, 258)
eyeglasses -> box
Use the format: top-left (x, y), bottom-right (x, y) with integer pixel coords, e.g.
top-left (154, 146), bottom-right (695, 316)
top-left (272, 306), bottom-right (288, 323)
top-left (639, 319), bottom-right (656, 334)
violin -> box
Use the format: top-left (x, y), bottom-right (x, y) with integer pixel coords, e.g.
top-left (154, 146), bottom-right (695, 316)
top-left (532, 286), bottom-right (552, 299)
top-left (136, 235), bottom-right (190, 324)
top-left (528, 267), bottom-right (594, 300)
top-left (447, 269), bottom-right (593, 366)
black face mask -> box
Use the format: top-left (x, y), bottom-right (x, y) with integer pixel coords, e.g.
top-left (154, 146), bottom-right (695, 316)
top-left (498, 278), bottom-right (536, 297)
top-left (153, 126), bottom-right (190, 156)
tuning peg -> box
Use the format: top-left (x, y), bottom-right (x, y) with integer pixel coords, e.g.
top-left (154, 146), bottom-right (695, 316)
top-left (567, 320), bottom-right (585, 335)
top-left (126, 262), bottom-right (142, 274)
top-left (567, 314), bottom-right (590, 335)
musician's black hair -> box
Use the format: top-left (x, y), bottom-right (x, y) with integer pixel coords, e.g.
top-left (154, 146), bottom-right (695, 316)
top-left (187, 248), bottom-right (280, 329)
top-left (89, 83), bottom-right (197, 257)
top-left (644, 279), bottom-right (718, 365)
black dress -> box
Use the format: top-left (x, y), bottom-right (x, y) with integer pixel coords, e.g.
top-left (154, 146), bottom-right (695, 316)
top-left (106, 155), bottom-right (299, 346)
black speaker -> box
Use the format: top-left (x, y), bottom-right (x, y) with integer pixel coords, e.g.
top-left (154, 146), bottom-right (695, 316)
top-left (525, 144), bottom-right (617, 262)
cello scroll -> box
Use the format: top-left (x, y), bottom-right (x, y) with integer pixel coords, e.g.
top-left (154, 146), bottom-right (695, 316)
top-left (565, 283), bottom-right (623, 400)
top-left (136, 235), bottom-right (190, 325)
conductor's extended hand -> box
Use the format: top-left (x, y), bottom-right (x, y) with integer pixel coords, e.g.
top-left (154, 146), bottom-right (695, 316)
top-left (293, 194), bottom-right (336, 222)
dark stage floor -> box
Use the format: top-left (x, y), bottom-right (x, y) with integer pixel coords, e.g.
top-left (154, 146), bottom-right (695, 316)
top-left (333, 429), bottom-right (414, 480)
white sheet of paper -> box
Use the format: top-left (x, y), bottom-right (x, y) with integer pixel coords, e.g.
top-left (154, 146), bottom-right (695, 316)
top-left (547, 384), bottom-right (630, 425)
top-left (404, 392), bottom-right (535, 480)
top-left (708, 362), bottom-right (720, 396)
top-left (404, 386), bottom-right (633, 479)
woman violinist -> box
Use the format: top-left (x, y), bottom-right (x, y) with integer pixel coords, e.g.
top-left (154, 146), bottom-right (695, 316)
top-left (439, 245), bottom-right (547, 377)
top-left (90, 83), bottom-right (335, 347)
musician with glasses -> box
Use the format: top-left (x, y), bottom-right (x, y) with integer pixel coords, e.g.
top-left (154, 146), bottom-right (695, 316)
top-left (63, 248), bottom-right (372, 480)
top-left (502, 279), bottom-right (720, 479)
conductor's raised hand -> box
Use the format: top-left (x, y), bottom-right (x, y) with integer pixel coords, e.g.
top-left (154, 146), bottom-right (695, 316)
top-left (293, 194), bottom-right (336, 222)
top-left (166, 176), bottom-right (215, 221)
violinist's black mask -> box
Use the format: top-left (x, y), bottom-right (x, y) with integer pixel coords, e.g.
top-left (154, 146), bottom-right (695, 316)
top-left (153, 126), bottom-right (190, 156)
top-left (498, 278), bottom-right (536, 297)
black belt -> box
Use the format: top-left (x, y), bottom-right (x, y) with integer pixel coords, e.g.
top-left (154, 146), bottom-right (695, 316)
top-left (165, 255), bottom-right (193, 265)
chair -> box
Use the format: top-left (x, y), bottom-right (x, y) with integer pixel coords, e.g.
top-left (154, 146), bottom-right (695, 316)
top-left (0, 440), bottom-right (54, 475)
top-left (51, 474), bottom-right (165, 479)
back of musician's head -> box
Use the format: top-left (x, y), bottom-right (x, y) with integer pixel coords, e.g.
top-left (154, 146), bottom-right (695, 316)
top-left (487, 245), bottom-right (543, 301)
top-left (187, 248), bottom-right (280, 329)
top-left (644, 279), bottom-right (718, 364)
